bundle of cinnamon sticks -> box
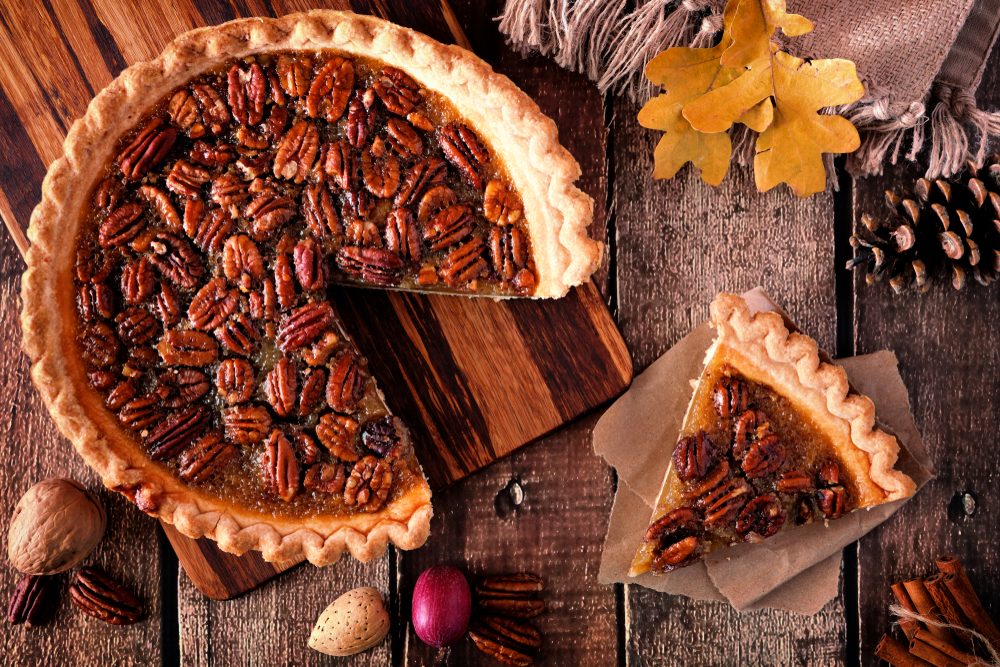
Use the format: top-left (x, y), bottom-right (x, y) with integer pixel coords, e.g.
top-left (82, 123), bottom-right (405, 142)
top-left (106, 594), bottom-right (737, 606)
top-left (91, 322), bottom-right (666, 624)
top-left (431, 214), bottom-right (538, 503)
top-left (876, 555), bottom-right (999, 667)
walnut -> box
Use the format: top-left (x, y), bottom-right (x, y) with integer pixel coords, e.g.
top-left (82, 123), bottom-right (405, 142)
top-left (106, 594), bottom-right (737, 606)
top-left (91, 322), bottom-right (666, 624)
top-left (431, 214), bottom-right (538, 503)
top-left (361, 138), bottom-right (401, 199)
top-left (276, 302), bottom-right (334, 352)
top-left (216, 358), bottom-right (256, 404)
top-left (336, 246), bottom-right (404, 286)
top-left (326, 349), bottom-right (368, 413)
top-left (121, 257), bottom-right (155, 305)
top-left (228, 62), bottom-right (266, 126)
top-left (298, 368), bottom-right (326, 416)
top-left (417, 185), bottom-right (457, 223)
top-left (188, 278), bottom-right (239, 330)
top-left (223, 405), bottom-right (272, 445)
top-left (115, 307), bottom-right (160, 347)
top-left (265, 357), bottom-right (298, 418)
top-left (643, 507), bottom-right (703, 573)
top-left (395, 157), bottom-right (447, 208)
top-left (215, 313), bottom-right (262, 356)
top-left (155, 369), bottom-right (210, 409)
top-left (119, 118), bottom-right (176, 180)
top-left (223, 234), bottom-right (264, 289)
top-left (374, 66), bottom-right (421, 116)
top-left (736, 494), bottom-right (785, 542)
top-left (489, 225), bottom-right (528, 281)
top-left (145, 405), bottom-right (210, 461)
top-left (344, 456), bottom-right (392, 512)
top-left (672, 432), bottom-right (713, 482)
top-left (439, 237), bottom-right (488, 288)
top-left (148, 233), bottom-right (205, 289)
top-left (294, 239), bottom-right (325, 291)
top-left (273, 120), bottom-right (319, 183)
top-left (483, 180), bottom-right (523, 226)
top-left (385, 208), bottom-right (421, 263)
top-left (439, 122), bottom-right (489, 190)
top-left (157, 329), bottom-right (218, 366)
top-left (424, 204), bottom-right (474, 251)
top-left (276, 54), bottom-right (311, 98)
top-left (315, 412), bottom-right (360, 462)
top-left (178, 431), bottom-right (237, 484)
top-left (261, 429), bottom-right (299, 502)
top-left (99, 203), bottom-right (146, 248)
top-left (138, 185), bottom-right (182, 233)
top-left (307, 56), bottom-right (354, 122)
top-left (191, 83), bottom-right (229, 135)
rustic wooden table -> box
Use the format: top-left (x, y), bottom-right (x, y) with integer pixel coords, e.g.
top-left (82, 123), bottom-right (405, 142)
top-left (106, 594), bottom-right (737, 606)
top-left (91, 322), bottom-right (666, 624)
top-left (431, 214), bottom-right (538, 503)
top-left (1, 0), bottom-right (997, 665)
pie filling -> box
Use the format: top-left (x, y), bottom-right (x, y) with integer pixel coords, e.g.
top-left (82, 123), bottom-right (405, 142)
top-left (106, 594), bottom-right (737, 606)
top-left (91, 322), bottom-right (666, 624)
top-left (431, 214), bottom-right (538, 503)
top-left (69, 49), bottom-right (546, 519)
top-left (638, 362), bottom-right (856, 574)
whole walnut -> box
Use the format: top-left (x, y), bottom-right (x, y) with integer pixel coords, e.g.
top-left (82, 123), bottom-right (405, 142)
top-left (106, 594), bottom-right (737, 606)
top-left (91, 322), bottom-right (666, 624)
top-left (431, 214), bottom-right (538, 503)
top-left (7, 478), bottom-right (107, 575)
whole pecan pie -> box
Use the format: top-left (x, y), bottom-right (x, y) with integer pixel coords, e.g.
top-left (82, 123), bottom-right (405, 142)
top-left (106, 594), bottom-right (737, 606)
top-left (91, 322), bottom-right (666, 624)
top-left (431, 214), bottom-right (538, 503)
top-left (20, 12), bottom-right (599, 566)
top-left (630, 294), bottom-right (916, 576)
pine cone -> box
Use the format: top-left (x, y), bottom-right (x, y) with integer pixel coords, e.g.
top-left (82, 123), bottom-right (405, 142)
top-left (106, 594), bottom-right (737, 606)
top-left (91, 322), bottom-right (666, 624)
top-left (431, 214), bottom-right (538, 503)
top-left (848, 157), bottom-right (1000, 292)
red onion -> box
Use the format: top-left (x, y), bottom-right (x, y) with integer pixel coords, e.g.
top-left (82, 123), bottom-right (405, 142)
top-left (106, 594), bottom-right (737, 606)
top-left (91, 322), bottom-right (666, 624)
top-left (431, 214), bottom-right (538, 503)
top-left (412, 565), bottom-right (471, 647)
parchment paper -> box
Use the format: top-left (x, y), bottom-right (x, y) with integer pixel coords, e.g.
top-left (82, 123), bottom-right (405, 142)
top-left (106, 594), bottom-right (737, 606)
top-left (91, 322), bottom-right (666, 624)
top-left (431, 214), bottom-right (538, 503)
top-left (594, 289), bottom-right (936, 614)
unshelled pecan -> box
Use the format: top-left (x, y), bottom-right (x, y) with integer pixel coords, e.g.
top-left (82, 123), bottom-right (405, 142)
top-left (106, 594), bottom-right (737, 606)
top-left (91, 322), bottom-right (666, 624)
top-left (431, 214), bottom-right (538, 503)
top-left (216, 358), bottom-right (256, 404)
top-left (337, 246), bottom-right (404, 286)
top-left (228, 62), bottom-right (266, 126)
top-left (215, 313), bottom-right (261, 356)
top-left (99, 203), bottom-right (146, 248)
top-left (7, 575), bottom-right (56, 627)
top-left (484, 180), bottom-right (523, 226)
top-left (315, 412), bottom-right (361, 462)
top-left (439, 237), bottom-right (488, 288)
top-left (303, 462), bottom-right (347, 494)
top-left (69, 567), bottom-right (142, 625)
top-left (277, 302), bottom-right (334, 352)
top-left (223, 234), bottom-right (264, 289)
top-left (119, 393), bottom-right (162, 430)
top-left (307, 56), bottom-right (354, 122)
top-left (223, 405), bottom-right (272, 445)
top-left (374, 66), bottom-right (421, 115)
top-left (439, 122), bottom-right (488, 190)
top-left (326, 349), bottom-right (368, 413)
top-left (489, 225), bottom-right (528, 281)
top-left (262, 429), bottom-right (299, 502)
top-left (146, 405), bottom-right (210, 460)
top-left (713, 376), bottom-right (749, 418)
top-left (343, 455), bottom-right (392, 512)
top-left (395, 157), bottom-right (447, 208)
top-left (385, 208), bottom-right (421, 263)
top-left (265, 357), bottom-right (298, 418)
top-left (149, 233), bottom-right (205, 289)
top-left (155, 369), bottom-right (210, 409)
top-left (79, 322), bottom-right (120, 368)
top-left (157, 329), bottom-right (218, 366)
top-left (178, 430), bottom-right (236, 484)
top-left (298, 368), bottom-right (326, 416)
top-left (188, 278), bottom-right (238, 330)
top-left (736, 494), bottom-right (785, 541)
top-left (119, 118), bottom-right (176, 180)
top-left (273, 120), bottom-right (319, 183)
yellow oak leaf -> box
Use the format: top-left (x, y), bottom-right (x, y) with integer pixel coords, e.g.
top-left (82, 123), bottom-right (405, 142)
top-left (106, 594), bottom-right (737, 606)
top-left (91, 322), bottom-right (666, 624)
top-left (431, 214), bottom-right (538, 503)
top-left (682, 0), bottom-right (864, 197)
top-left (637, 0), bottom-right (742, 186)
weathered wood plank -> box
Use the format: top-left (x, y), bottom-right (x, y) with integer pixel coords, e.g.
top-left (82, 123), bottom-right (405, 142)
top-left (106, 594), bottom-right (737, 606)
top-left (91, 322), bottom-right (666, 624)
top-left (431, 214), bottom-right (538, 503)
top-left (612, 89), bottom-right (847, 665)
top-left (853, 43), bottom-right (1000, 664)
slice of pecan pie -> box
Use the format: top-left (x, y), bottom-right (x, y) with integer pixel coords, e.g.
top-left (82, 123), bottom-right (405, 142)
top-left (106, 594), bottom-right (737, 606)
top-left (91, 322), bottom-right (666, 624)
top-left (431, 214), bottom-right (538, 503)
top-left (20, 12), bottom-right (599, 566)
top-left (630, 294), bottom-right (916, 576)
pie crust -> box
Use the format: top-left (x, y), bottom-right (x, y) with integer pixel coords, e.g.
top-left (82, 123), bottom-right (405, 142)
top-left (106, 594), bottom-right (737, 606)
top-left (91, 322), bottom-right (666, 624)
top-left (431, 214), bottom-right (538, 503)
top-left (629, 293), bottom-right (916, 576)
top-left (20, 11), bottom-right (599, 565)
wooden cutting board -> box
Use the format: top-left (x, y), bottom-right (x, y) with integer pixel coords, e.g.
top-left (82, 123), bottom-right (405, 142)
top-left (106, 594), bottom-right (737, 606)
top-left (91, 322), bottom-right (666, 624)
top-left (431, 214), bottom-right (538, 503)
top-left (0, 0), bottom-right (630, 600)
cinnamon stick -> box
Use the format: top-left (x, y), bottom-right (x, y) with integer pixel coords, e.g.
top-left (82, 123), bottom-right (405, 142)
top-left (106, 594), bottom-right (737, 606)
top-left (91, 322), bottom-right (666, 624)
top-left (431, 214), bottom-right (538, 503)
top-left (924, 573), bottom-right (976, 650)
top-left (937, 555), bottom-right (1000, 652)
top-left (904, 578), bottom-right (959, 648)
top-left (914, 630), bottom-right (977, 666)
top-left (894, 581), bottom-right (926, 641)
top-left (909, 638), bottom-right (971, 667)
top-left (875, 634), bottom-right (936, 667)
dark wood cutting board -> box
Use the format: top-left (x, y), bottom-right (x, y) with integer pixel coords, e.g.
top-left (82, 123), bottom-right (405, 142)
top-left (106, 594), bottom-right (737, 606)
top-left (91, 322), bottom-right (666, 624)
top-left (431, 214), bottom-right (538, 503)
top-left (0, 0), bottom-right (630, 600)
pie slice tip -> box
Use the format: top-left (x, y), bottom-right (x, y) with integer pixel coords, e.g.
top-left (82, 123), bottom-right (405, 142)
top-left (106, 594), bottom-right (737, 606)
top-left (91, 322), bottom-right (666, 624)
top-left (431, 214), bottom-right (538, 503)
top-left (629, 293), bottom-right (915, 577)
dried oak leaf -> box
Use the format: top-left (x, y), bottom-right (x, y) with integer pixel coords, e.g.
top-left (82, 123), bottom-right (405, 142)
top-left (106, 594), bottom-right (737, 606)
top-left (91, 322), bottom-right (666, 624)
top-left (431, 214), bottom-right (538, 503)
top-left (680, 0), bottom-right (863, 197)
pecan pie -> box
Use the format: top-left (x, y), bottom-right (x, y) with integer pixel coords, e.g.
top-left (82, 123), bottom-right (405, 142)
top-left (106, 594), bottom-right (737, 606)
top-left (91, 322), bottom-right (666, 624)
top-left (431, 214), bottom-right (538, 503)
top-left (20, 12), bottom-right (598, 566)
top-left (630, 294), bottom-right (916, 576)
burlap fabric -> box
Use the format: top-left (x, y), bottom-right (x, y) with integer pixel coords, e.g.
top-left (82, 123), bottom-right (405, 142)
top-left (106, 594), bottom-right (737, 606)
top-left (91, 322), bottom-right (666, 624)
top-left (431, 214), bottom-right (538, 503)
top-left (498, 0), bottom-right (1000, 178)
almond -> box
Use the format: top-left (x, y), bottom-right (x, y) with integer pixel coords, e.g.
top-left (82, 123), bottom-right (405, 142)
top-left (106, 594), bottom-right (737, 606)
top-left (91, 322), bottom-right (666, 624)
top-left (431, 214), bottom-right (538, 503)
top-left (308, 587), bottom-right (389, 656)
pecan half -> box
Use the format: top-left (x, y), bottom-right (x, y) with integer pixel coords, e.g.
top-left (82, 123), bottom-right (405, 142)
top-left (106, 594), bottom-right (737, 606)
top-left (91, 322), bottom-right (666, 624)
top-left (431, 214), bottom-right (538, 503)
top-left (99, 203), bottom-right (146, 248)
top-left (188, 278), bottom-right (238, 330)
top-left (223, 405), bottom-right (272, 445)
top-left (424, 203), bottom-right (474, 251)
top-left (733, 409), bottom-right (769, 459)
top-left (94, 177), bottom-right (125, 212)
top-left (169, 90), bottom-right (199, 130)
top-left (736, 494), bottom-right (785, 541)
top-left (358, 415), bottom-right (399, 459)
top-left (323, 140), bottom-right (357, 190)
top-left (346, 220), bottom-right (383, 248)
top-left (477, 573), bottom-right (546, 598)
top-left (276, 54), bottom-right (311, 98)
top-left (189, 142), bottom-right (235, 169)
top-left (343, 455), bottom-right (392, 512)
top-left (155, 282), bottom-right (183, 327)
top-left (417, 185), bottom-right (457, 223)
top-left (106, 379), bottom-right (137, 411)
top-left (713, 376), bottom-right (749, 418)
top-left (374, 66), bottom-right (421, 115)
top-left (149, 233), bottom-right (204, 289)
top-left (76, 243), bottom-right (114, 283)
top-left (343, 187), bottom-right (375, 219)
top-left (262, 429), bottom-right (299, 502)
top-left (119, 118), bottom-right (176, 180)
top-left (307, 56), bottom-right (354, 122)
top-left (215, 313), bottom-right (262, 356)
top-left (191, 83), bottom-right (229, 135)
top-left (264, 105), bottom-right (288, 139)
top-left (337, 246), bottom-right (405, 286)
top-left (477, 597), bottom-right (547, 619)
top-left (178, 430), bottom-right (236, 484)
top-left (776, 470), bottom-right (815, 494)
top-left (121, 257), bottom-right (155, 305)
top-left (819, 460), bottom-right (840, 486)
top-left (78, 283), bottom-right (115, 322)
top-left (298, 368), bottom-right (326, 416)
top-left (386, 117), bottom-right (423, 158)
top-left (395, 157), bottom-right (447, 208)
top-left (385, 208), bottom-right (421, 263)
top-left (211, 173), bottom-right (249, 206)
top-left (79, 322), bottom-right (120, 368)
top-left (439, 122), bottom-right (488, 190)
top-left (301, 331), bottom-right (339, 366)
top-left (293, 239), bottom-right (325, 291)
top-left (222, 234), bottom-right (264, 290)
top-left (217, 358), bottom-right (256, 404)
top-left (185, 202), bottom-right (233, 255)
top-left (680, 459), bottom-right (729, 500)
top-left (245, 191), bottom-right (296, 240)
top-left (741, 435), bottom-right (785, 479)
top-left (816, 486), bottom-right (849, 518)
top-left (489, 225), bottom-right (528, 281)
top-left (794, 498), bottom-right (815, 526)
top-left (287, 428), bottom-right (320, 466)
top-left (265, 357), bottom-right (298, 418)
top-left (115, 307), bottom-right (160, 346)
top-left (484, 180), bottom-right (523, 226)
top-left (146, 404), bottom-right (210, 460)
top-left (118, 393), bottom-right (162, 430)
top-left (167, 159), bottom-right (212, 198)
top-left (273, 120), bottom-right (319, 183)
top-left (326, 349), bottom-right (369, 413)
top-left (301, 182), bottom-right (343, 239)
top-left (274, 252), bottom-right (296, 309)
top-left (672, 432), bottom-right (713, 482)
top-left (139, 185), bottom-right (182, 232)
top-left (473, 616), bottom-right (542, 651)
top-left (303, 462), bottom-right (347, 494)
top-left (228, 62), bottom-right (266, 126)
top-left (469, 630), bottom-right (533, 667)
top-left (237, 126), bottom-right (268, 149)
top-left (155, 369), bottom-right (210, 409)
top-left (346, 88), bottom-right (377, 149)
top-left (157, 330), bottom-right (218, 366)
top-left (70, 568), bottom-right (142, 625)
top-left (315, 412), bottom-right (361, 462)
top-left (88, 370), bottom-right (116, 391)
top-left (440, 237), bottom-right (488, 288)
top-left (127, 345), bottom-right (160, 370)
top-left (7, 575), bottom-right (55, 627)
top-left (361, 138), bottom-right (401, 198)
top-left (698, 476), bottom-right (752, 527)
top-left (643, 507), bottom-right (703, 573)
